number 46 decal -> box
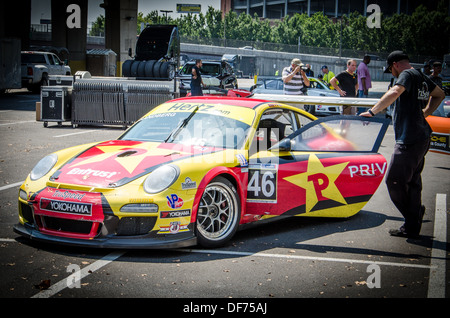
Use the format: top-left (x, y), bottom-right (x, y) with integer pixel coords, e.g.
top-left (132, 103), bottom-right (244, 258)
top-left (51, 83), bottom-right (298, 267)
top-left (247, 164), bottom-right (277, 203)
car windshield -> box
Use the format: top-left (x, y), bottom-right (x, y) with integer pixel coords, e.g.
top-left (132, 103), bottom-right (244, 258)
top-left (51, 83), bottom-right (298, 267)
top-left (119, 111), bottom-right (251, 149)
top-left (180, 63), bottom-right (221, 76)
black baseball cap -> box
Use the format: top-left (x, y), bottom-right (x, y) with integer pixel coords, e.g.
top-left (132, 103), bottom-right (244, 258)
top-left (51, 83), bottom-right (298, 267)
top-left (384, 50), bottom-right (409, 73)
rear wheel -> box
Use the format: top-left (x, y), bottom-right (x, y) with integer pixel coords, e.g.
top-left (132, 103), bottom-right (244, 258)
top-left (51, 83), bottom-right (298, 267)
top-left (196, 177), bottom-right (241, 248)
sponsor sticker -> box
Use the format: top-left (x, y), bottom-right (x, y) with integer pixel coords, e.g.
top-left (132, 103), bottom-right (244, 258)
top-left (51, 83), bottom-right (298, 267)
top-left (161, 209), bottom-right (191, 218)
top-left (158, 222), bottom-right (189, 234)
top-left (430, 132), bottom-right (450, 154)
top-left (235, 153), bottom-right (248, 167)
top-left (52, 190), bottom-right (86, 201)
top-left (67, 168), bottom-right (118, 179)
top-left (40, 198), bottom-right (92, 216)
top-left (181, 177), bottom-right (197, 190)
top-left (167, 194), bottom-right (184, 209)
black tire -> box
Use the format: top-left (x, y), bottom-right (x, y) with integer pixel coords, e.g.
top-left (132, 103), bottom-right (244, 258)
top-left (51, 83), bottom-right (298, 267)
top-left (137, 61), bottom-right (146, 77)
top-left (144, 60), bottom-right (156, 78)
top-left (32, 74), bottom-right (48, 93)
top-left (153, 61), bottom-right (163, 78)
top-left (130, 61), bottom-right (141, 77)
top-left (122, 60), bottom-right (133, 77)
top-left (195, 176), bottom-right (241, 248)
top-left (159, 62), bottom-right (174, 80)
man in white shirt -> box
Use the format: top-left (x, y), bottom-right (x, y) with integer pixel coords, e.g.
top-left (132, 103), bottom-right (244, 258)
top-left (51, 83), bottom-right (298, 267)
top-left (282, 58), bottom-right (310, 95)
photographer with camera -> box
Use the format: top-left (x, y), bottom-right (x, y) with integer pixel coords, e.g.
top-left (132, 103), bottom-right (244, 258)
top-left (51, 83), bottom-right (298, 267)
top-left (282, 58), bottom-right (310, 95)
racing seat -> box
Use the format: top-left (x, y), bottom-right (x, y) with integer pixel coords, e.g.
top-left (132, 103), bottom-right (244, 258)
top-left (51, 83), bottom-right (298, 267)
top-left (255, 119), bottom-right (286, 152)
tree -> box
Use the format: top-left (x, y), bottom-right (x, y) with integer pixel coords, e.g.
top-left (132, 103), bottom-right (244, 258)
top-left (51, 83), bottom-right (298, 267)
top-left (124, 4), bottom-right (449, 60)
top-left (89, 15), bottom-right (104, 36)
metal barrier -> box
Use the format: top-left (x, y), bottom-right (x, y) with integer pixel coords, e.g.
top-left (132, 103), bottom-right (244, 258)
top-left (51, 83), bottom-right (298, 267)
top-left (71, 80), bottom-right (176, 128)
top-left (125, 84), bottom-right (172, 124)
top-left (72, 84), bottom-right (104, 126)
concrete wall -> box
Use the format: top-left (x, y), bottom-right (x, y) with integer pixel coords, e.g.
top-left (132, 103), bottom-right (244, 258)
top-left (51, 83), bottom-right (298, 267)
top-left (181, 43), bottom-right (414, 82)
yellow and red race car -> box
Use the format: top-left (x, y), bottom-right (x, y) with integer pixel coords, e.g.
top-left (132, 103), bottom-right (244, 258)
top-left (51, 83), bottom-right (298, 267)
top-left (15, 97), bottom-right (389, 248)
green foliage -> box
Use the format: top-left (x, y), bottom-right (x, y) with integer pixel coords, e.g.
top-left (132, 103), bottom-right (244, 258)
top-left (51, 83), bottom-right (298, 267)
top-left (129, 4), bottom-right (450, 59)
top-left (89, 15), bottom-right (105, 36)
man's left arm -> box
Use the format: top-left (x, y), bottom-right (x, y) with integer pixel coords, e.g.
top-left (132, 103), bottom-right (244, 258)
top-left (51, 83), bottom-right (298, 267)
top-left (301, 69), bottom-right (310, 87)
top-left (423, 86), bottom-right (445, 117)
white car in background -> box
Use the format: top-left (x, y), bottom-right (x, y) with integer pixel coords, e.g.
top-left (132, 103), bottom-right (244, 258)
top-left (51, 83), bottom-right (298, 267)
top-left (250, 77), bottom-right (342, 116)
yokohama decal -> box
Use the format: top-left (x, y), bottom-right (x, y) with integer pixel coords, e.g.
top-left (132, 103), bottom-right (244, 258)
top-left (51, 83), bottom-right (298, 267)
top-left (40, 198), bottom-right (92, 216)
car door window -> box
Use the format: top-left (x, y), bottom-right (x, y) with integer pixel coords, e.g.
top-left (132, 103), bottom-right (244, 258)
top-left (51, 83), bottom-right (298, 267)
top-left (251, 109), bottom-right (296, 153)
top-left (52, 55), bottom-right (62, 66)
top-left (290, 116), bottom-right (390, 152)
top-left (293, 112), bottom-right (314, 129)
top-left (46, 54), bottom-right (54, 65)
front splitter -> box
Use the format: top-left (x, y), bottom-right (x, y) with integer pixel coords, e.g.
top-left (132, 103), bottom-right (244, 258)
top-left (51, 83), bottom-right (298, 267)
top-left (13, 223), bottom-right (197, 249)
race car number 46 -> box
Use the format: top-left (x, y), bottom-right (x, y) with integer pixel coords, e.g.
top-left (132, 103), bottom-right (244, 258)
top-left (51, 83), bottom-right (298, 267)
top-left (247, 164), bottom-right (277, 203)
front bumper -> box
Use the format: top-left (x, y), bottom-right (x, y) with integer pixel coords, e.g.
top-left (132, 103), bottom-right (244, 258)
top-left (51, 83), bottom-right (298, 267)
top-left (14, 222), bottom-right (197, 249)
top-left (16, 185), bottom-right (198, 249)
top-left (315, 105), bottom-right (342, 116)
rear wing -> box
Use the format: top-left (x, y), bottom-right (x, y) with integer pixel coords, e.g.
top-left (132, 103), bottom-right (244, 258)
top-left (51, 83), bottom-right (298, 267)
top-left (250, 93), bottom-right (380, 108)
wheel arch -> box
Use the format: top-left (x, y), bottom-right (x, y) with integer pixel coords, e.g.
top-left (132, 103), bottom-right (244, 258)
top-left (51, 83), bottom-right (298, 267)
top-left (190, 166), bottom-right (245, 223)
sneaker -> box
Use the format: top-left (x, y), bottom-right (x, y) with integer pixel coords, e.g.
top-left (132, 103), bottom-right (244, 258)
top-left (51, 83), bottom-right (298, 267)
top-left (389, 226), bottom-right (419, 239)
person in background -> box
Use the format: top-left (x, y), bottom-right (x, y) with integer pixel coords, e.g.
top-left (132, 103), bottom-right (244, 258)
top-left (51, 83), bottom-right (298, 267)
top-left (429, 61), bottom-right (445, 117)
top-left (330, 59), bottom-right (358, 114)
top-left (304, 64), bottom-right (314, 77)
top-left (282, 58), bottom-right (310, 95)
top-left (321, 65), bottom-right (335, 88)
top-left (423, 61), bottom-right (431, 76)
top-left (357, 55), bottom-right (372, 98)
top-left (360, 50), bottom-right (445, 239)
top-left (191, 59), bottom-right (205, 96)
top-left (429, 61), bottom-right (443, 89)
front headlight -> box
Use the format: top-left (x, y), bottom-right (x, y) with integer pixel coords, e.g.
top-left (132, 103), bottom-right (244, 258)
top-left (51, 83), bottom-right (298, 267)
top-left (30, 154), bottom-right (58, 181)
top-left (143, 165), bottom-right (179, 194)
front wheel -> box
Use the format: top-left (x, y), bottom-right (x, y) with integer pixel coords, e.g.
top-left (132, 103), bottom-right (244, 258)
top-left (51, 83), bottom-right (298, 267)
top-left (196, 177), bottom-right (241, 248)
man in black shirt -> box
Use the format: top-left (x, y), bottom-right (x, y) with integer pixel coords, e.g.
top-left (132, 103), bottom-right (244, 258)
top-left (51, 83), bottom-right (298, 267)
top-left (360, 51), bottom-right (445, 238)
top-left (191, 59), bottom-right (204, 96)
top-left (330, 59), bottom-right (358, 114)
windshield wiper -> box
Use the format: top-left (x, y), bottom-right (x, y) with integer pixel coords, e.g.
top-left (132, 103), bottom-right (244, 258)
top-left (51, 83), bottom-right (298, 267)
top-left (164, 106), bottom-right (199, 143)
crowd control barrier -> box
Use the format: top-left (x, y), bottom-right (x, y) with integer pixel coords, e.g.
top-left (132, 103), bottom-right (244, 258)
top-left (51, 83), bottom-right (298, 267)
top-left (71, 80), bottom-right (175, 128)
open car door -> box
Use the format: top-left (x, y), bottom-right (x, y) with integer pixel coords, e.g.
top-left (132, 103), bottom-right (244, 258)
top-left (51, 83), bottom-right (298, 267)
top-left (246, 115), bottom-right (390, 219)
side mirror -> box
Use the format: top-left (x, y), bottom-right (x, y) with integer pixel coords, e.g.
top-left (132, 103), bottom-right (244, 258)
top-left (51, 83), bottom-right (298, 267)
top-left (128, 48), bottom-right (132, 58)
top-left (269, 138), bottom-right (291, 152)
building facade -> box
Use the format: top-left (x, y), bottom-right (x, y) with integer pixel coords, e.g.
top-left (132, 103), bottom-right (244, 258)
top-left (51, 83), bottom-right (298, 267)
top-left (227, 0), bottom-right (447, 19)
